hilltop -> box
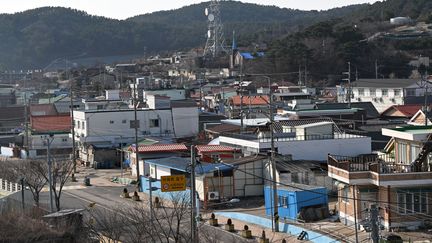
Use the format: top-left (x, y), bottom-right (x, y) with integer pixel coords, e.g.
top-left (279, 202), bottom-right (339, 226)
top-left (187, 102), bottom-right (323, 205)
top-left (0, 1), bottom-right (365, 69)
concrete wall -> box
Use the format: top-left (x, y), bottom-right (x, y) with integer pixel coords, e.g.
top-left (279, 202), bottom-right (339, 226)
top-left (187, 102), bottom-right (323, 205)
top-left (74, 109), bottom-right (174, 145)
top-left (278, 136), bottom-right (371, 161)
top-left (150, 165), bottom-right (171, 180)
top-left (172, 107), bottom-right (199, 138)
top-left (215, 212), bottom-right (339, 243)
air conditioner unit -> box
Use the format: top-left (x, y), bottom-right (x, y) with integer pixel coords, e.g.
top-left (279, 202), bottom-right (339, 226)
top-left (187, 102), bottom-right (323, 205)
top-left (207, 191), bottom-right (219, 201)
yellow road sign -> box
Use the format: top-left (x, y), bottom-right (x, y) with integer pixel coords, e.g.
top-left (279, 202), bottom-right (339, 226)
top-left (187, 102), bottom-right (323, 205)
top-left (160, 175), bottom-right (186, 192)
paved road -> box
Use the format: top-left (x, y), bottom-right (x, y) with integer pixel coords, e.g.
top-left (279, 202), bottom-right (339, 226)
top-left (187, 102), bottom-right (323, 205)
top-left (17, 170), bottom-right (250, 243)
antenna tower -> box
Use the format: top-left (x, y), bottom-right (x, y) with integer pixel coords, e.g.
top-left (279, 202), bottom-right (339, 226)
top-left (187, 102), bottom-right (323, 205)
top-left (203, 0), bottom-right (228, 58)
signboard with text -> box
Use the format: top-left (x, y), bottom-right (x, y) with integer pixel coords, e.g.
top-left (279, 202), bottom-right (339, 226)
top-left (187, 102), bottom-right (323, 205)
top-left (160, 175), bottom-right (186, 192)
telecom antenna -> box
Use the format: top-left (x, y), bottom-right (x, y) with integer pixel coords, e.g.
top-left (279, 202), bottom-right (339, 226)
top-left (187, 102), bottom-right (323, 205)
top-left (203, 0), bottom-right (228, 58)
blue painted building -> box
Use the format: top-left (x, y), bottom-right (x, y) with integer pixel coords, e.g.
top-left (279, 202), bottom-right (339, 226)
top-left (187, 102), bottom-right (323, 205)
top-left (264, 184), bottom-right (328, 221)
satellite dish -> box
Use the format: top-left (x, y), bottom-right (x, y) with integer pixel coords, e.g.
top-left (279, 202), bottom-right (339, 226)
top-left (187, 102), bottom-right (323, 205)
top-left (205, 8), bottom-right (209, 16)
top-left (207, 30), bottom-right (211, 38)
top-left (208, 13), bottom-right (215, 22)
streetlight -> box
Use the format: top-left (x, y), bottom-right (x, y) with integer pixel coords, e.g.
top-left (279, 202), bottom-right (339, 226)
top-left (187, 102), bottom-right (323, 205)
top-left (42, 134), bottom-right (54, 212)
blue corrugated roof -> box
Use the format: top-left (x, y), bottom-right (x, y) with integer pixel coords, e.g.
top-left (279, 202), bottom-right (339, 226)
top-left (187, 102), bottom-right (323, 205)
top-left (240, 52), bottom-right (254, 59)
top-left (145, 156), bottom-right (234, 174)
top-left (240, 52), bottom-right (265, 60)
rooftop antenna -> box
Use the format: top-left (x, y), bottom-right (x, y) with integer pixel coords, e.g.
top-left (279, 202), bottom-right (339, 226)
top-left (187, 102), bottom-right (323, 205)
top-left (203, 0), bottom-right (228, 58)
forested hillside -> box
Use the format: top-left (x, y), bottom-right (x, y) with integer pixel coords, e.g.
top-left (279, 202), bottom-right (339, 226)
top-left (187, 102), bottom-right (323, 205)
top-left (0, 1), bottom-right (365, 69)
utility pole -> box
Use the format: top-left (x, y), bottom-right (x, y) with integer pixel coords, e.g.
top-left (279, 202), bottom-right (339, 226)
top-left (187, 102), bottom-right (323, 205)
top-left (24, 79), bottom-right (29, 157)
top-left (46, 136), bottom-right (54, 212)
top-left (120, 135), bottom-right (124, 180)
top-left (375, 59), bottom-right (378, 79)
top-left (268, 77), bottom-right (279, 232)
top-left (370, 204), bottom-right (380, 243)
top-left (190, 145), bottom-right (198, 243)
top-left (21, 178), bottom-right (25, 210)
top-left (304, 60), bottom-right (308, 87)
top-left (423, 74), bottom-right (429, 126)
top-left (133, 81), bottom-right (140, 189)
top-left (149, 176), bottom-right (154, 221)
top-left (298, 64), bottom-right (302, 86)
top-left (343, 62), bottom-right (352, 108)
top-left (353, 185), bottom-right (359, 243)
top-left (70, 75), bottom-right (77, 180)
top-left (239, 64), bottom-right (244, 131)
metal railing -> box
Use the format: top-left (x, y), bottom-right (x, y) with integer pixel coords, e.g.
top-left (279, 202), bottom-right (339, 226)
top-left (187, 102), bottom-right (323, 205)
top-left (222, 132), bottom-right (366, 142)
top-left (328, 153), bottom-right (430, 174)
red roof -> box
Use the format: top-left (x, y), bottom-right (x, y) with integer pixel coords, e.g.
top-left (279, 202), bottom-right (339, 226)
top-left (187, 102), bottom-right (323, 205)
top-left (230, 95), bottom-right (269, 106)
top-left (383, 104), bottom-right (423, 117)
top-left (31, 115), bottom-right (71, 133)
top-left (196, 145), bottom-right (239, 153)
top-left (130, 143), bottom-right (188, 153)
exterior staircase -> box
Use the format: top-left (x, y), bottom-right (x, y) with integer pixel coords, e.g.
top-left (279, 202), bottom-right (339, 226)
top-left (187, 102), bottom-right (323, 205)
top-left (412, 133), bottom-right (432, 172)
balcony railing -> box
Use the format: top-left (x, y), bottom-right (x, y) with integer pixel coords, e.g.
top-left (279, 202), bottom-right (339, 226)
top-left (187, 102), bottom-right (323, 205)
top-left (222, 132), bottom-right (366, 143)
top-left (328, 153), bottom-right (429, 174)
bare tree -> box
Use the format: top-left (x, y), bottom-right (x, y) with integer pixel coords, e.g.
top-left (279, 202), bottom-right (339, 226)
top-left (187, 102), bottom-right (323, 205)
top-left (34, 156), bottom-right (74, 211)
top-left (85, 192), bottom-right (246, 243)
top-left (0, 159), bottom-right (47, 207)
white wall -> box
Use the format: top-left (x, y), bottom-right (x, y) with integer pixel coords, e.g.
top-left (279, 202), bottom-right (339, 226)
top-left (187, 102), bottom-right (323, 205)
top-left (172, 107), bottom-right (199, 138)
top-left (151, 165), bottom-right (171, 180)
top-left (278, 136), bottom-right (371, 161)
top-left (144, 89), bottom-right (186, 101)
top-left (74, 109), bottom-right (174, 145)
top-left (30, 134), bottom-right (72, 150)
top-left (0, 147), bottom-right (13, 157)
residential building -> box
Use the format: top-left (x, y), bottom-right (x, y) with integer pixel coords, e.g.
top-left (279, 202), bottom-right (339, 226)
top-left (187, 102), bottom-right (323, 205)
top-left (408, 109), bottom-right (432, 126)
top-left (27, 115), bottom-right (72, 158)
top-left (227, 95), bottom-right (269, 119)
top-left (337, 78), bottom-right (430, 113)
top-left (218, 119), bottom-right (371, 161)
top-left (381, 104), bottom-right (423, 121)
top-left (128, 143), bottom-right (188, 177)
top-left (195, 145), bottom-right (240, 163)
top-left (328, 125), bottom-right (432, 230)
top-left (73, 99), bottom-right (198, 162)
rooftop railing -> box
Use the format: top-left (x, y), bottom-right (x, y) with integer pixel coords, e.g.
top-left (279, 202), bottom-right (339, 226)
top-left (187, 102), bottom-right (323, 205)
top-left (221, 132), bottom-right (366, 143)
top-left (328, 153), bottom-right (430, 174)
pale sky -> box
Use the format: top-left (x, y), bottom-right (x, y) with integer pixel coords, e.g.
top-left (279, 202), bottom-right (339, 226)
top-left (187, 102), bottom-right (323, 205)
top-left (0, 0), bottom-right (381, 20)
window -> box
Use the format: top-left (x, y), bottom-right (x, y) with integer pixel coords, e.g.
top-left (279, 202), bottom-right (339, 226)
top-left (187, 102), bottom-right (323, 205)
top-left (394, 89), bottom-right (401, 97)
top-left (76, 120), bottom-right (80, 129)
top-left (397, 142), bottom-right (407, 163)
top-left (109, 120), bottom-right (114, 124)
top-left (278, 196), bottom-right (288, 208)
top-left (369, 89), bottom-right (376, 97)
top-left (97, 105), bottom-right (104, 110)
top-left (150, 119), bottom-right (159, 128)
top-left (62, 138), bottom-right (67, 142)
top-left (381, 89), bottom-right (388, 97)
top-left (122, 119), bottom-right (127, 124)
top-left (358, 88), bottom-right (364, 96)
top-left (82, 121), bottom-right (85, 129)
top-left (406, 89), bottom-right (416, 96)
top-left (398, 191), bottom-right (428, 214)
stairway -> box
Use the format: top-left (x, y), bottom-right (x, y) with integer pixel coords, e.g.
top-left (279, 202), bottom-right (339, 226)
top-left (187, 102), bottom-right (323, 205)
top-left (412, 133), bottom-right (432, 172)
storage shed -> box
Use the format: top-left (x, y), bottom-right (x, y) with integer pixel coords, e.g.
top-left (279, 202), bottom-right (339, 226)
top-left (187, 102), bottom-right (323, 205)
top-left (264, 184), bottom-right (328, 221)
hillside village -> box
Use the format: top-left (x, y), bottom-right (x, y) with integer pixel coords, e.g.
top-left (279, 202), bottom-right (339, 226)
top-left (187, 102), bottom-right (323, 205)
top-left (1, 1), bottom-right (432, 243)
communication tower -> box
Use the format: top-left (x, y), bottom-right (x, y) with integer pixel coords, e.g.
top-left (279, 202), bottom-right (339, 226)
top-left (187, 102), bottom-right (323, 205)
top-left (203, 0), bottom-right (228, 58)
